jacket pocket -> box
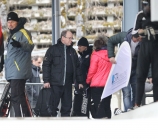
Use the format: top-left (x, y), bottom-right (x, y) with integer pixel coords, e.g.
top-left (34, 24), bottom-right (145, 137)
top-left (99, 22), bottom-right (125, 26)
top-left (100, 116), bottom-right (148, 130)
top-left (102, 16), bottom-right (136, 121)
top-left (51, 68), bottom-right (62, 83)
top-left (53, 56), bottom-right (61, 65)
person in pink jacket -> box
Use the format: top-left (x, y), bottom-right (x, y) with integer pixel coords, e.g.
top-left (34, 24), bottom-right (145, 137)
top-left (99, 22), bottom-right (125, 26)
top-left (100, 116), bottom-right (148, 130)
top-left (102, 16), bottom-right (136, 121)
top-left (86, 35), bottom-right (112, 118)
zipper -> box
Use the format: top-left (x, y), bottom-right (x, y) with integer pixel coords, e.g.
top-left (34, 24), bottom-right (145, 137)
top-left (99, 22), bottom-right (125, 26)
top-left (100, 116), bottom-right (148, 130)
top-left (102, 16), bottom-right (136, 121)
top-left (14, 60), bottom-right (20, 71)
top-left (70, 49), bottom-right (75, 82)
top-left (63, 45), bottom-right (66, 85)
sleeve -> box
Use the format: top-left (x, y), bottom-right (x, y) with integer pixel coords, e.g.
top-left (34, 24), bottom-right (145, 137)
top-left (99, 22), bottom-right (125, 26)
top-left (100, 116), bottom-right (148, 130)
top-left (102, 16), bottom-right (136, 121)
top-left (74, 49), bottom-right (83, 84)
top-left (133, 12), bottom-right (143, 31)
top-left (0, 54), bottom-right (4, 72)
top-left (107, 32), bottom-right (126, 58)
top-left (86, 53), bottom-right (98, 84)
top-left (0, 35), bottom-right (4, 72)
top-left (19, 29), bottom-right (34, 52)
top-left (42, 47), bottom-right (54, 83)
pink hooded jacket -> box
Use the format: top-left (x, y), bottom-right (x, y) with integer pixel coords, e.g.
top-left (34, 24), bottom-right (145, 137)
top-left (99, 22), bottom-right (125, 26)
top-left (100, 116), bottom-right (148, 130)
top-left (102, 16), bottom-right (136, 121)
top-left (86, 49), bottom-right (112, 87)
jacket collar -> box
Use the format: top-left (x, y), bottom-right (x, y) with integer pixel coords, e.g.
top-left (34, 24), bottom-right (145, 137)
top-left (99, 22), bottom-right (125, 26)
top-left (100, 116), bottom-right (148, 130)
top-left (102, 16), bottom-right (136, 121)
top-left (78, 46), bottom-right (93, 57)
top-left (9, 17), bottom-right (27, 35)
top-left (32, 64), bottom-right (41, 72)
top-left (57, 38), bottom-right (74, 48)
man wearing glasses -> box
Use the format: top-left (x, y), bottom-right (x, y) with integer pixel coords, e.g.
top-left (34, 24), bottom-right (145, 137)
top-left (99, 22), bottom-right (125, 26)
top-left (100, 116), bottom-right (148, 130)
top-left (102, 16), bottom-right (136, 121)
top-left (42, 30), bottom-right (83, 117)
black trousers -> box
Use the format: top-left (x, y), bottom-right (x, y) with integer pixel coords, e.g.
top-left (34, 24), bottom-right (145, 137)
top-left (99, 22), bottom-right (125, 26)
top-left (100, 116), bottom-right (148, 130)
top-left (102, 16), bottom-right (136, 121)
top-left (136, 39), bottom-right (158, 105)
top-left (10, 79), bottom-right (30, 117)
top-left (91, 87), bottom-right (112, 118)
top-left (51, 82), bottom-right (72, 117)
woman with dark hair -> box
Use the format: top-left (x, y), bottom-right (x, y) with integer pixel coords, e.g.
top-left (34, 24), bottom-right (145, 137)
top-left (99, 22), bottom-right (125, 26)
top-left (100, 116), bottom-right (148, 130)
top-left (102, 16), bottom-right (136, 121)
top-left (86, 35), bottom-right (112, 118)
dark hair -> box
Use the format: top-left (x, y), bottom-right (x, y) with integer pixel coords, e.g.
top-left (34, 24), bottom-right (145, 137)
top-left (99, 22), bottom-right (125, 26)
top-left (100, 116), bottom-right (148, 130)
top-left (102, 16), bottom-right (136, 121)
top-left (61, 30), bottom-right (71, 38)
top-left (94, 39), bottom-right (106, 51)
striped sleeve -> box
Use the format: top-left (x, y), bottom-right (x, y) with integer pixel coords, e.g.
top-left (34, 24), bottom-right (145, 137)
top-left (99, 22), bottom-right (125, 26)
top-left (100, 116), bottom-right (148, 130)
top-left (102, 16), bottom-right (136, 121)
top-left (20, 29), bottom-right (33, 45)
top-left (133, 11), bottom-right (143, 31)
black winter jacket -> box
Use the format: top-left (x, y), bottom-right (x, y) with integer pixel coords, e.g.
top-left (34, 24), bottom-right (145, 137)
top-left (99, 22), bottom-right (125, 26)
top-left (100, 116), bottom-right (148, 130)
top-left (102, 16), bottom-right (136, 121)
top-left (42, 39), bottom-right (83, 86)
top-left (78, 46), bottom-right (93, 85)
top-left (0, 35), bottom-right (4, 72)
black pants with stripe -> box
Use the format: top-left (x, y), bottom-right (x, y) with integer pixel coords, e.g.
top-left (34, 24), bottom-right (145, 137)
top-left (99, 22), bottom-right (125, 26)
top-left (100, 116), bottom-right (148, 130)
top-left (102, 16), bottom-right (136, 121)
top-left (10, 79), bottom-right (30, 117)
top-left (91, 87), bottom-right (112, 118)
top-left (72, 88), bottom-right (91, 118)
top-left (136, 39), bottom-right (158, 105)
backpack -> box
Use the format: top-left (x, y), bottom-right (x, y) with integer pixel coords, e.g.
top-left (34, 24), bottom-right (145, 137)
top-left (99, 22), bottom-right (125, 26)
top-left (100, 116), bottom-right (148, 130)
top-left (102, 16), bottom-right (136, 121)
top-left (34, 88), bottom-right (55, 117)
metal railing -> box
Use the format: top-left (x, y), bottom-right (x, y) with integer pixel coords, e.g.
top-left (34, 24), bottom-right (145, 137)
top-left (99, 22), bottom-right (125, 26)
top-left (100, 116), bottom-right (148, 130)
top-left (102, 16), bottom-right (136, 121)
top-left (0, 82), bottom-right (124, 116)
top-left (0, 82), bottom-right (43, 109)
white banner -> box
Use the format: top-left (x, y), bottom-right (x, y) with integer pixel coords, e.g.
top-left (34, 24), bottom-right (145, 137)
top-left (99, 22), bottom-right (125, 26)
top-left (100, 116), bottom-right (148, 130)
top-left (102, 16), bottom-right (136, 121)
top-left (101, 41), bottom-right (132, 100)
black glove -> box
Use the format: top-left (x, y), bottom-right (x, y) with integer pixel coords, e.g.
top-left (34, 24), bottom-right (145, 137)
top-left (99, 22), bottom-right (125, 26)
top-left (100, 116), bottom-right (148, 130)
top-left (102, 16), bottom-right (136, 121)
top-left (11, 38), bottom-right (21, 48)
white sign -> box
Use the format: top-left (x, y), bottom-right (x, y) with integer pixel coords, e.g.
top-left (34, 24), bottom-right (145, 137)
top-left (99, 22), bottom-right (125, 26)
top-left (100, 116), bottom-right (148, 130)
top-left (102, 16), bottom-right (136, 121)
top-left (101, 41), bottom-right (132, 100)
top-left (151, 0), bottom-right (158, 21)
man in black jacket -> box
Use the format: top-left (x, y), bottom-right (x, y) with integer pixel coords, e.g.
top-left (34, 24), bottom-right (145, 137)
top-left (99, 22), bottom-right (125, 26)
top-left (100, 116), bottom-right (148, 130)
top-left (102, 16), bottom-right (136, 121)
top-left (42, 30), bottom-right (83, 116)
top-left (133, 0), bottom-right (158, 107)
top-left (72, 37), bottom-right (93, 117)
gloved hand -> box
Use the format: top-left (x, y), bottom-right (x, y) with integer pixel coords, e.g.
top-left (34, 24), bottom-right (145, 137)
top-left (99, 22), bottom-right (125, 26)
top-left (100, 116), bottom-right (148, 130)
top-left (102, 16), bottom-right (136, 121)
top-left (11, 38), bottom-right (21, 48)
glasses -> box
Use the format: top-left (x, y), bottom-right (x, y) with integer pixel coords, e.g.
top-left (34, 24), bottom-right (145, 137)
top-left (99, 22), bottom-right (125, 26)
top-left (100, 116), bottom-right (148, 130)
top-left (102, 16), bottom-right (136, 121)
top-left (64, 36), bottom-right (74, 40)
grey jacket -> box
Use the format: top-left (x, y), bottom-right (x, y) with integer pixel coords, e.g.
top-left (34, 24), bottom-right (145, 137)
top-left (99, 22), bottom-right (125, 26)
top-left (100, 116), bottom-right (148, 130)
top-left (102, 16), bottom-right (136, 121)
top-left (26, 64), bottom-right (41, 95)
top-left (5, 18), bottom-right (34, 80)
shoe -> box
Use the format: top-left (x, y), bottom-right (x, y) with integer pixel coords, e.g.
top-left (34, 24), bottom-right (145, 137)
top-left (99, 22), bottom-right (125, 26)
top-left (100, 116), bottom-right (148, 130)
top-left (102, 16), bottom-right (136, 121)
top-left (133, 105), bottom-right (139, 110)
top-left (114, 108), bottom-right (122, 115)
top-left (127, 108), bottom-right (132, 112)
top-left (32, 108), bottom-right (39, 117)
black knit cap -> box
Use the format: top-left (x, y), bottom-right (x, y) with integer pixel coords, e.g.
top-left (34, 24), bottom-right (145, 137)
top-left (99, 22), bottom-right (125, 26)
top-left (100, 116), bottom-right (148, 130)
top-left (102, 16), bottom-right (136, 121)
top-left (77, 37), bottom-right (89, 47)
top-left (7, 12), bottom-right (19, 22)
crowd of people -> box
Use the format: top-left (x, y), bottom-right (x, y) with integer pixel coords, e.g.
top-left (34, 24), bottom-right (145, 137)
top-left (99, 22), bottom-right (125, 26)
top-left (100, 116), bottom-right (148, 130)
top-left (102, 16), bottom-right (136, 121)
top-left (0, 0), bottom-right (157, 118)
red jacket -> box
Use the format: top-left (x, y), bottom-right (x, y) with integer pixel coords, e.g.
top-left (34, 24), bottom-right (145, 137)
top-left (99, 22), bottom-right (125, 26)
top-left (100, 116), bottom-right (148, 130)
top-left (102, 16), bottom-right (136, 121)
top-left (86, 49), bottom-right (112, 87)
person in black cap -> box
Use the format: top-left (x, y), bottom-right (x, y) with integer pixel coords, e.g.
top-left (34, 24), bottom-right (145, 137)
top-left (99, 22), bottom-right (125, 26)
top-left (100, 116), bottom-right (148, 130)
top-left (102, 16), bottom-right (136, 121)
top-left (5, 12), bottom-right (34, 117)
top-left (133, 0), bottom-right (158, 107)
top-left (107, 28), bottom-right (142, 112)
top-left (71, 37), bottom-right (93, 117)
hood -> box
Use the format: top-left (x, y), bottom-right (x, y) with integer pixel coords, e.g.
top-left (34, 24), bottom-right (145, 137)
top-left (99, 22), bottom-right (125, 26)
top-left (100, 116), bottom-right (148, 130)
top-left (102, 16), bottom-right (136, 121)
top-left (78, 46), bottom-right (93, 57)
top-left (10, 17), bottom-right (27, 34)
top-left (93, 49), bottom-right (109, 60)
